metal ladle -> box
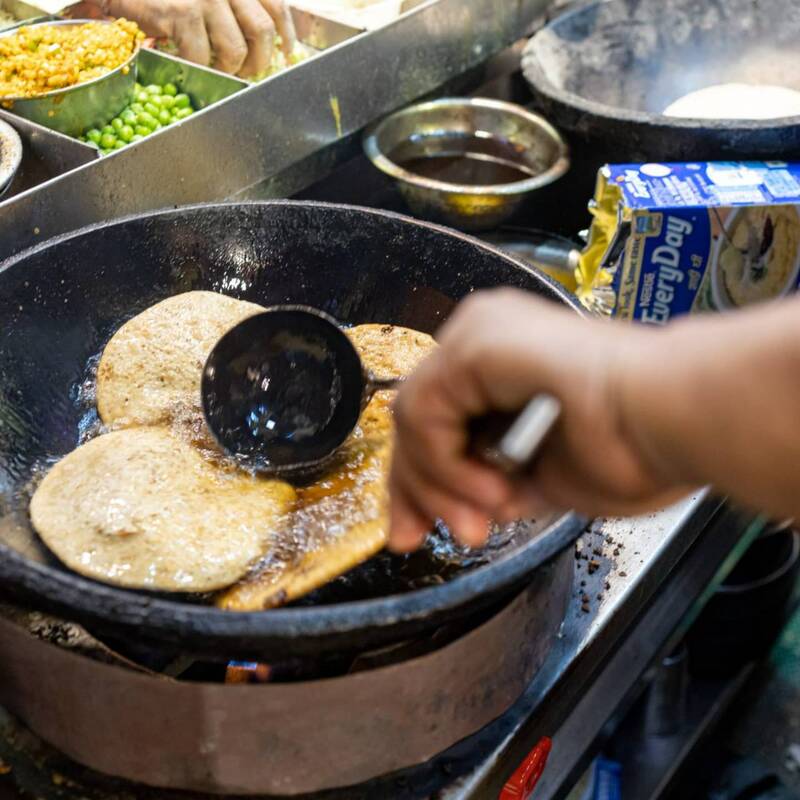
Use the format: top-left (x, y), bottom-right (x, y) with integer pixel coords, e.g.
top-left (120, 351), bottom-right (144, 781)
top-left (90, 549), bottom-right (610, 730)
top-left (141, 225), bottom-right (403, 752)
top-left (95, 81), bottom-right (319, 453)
top-left (202, 306), bottom-right (560, 479)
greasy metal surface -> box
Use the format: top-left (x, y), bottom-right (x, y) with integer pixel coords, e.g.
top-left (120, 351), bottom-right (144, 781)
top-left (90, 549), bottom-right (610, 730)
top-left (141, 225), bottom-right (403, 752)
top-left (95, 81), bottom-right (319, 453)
top-left (0, 552), bottom-right (572, 795)
top-left (0, 19), bottom-right (138, 136)
top-left (362, 97), bottom-right (569, 231)
top-left (518, 505), bottom-right (765, 800)
top-left (0, 0), bottom-right (551, 261)
top-left (0, 108), bottom-right (95, 198)
top-left (437, 493), bottom-right (730, 798)
top-left (522, 0), bottom-right (800, 163)
top-left (0, 201), bottom-right (583, 659)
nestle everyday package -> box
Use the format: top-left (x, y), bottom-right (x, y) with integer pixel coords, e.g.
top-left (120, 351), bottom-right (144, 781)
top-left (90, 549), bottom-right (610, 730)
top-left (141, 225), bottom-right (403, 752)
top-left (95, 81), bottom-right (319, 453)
top-left (576, 161), bottom-right (800, 321)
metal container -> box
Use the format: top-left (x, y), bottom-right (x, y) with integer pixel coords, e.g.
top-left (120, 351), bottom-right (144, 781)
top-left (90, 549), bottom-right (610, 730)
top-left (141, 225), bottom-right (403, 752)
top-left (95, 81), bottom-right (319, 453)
top-left (0, 19), bottom-right (138, 137)
top-left (522, 0), bottom-right (800, 215)
top-left (363, 97), bottom-right (569, 232)
top-left (0, 115), bottom-right (22, 195)
top-left (0, 109), bottom-right (96, 200)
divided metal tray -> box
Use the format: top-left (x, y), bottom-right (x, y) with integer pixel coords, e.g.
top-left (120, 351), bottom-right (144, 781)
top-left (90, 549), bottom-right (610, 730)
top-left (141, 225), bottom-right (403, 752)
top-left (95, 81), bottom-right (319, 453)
top-left (0, 0), bottom-right (552, 262)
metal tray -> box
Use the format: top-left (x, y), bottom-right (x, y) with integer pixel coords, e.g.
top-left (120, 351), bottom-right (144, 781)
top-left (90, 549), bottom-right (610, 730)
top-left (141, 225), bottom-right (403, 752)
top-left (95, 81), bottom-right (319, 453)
top-left (136, 47), bottom-right (247, 111)
top-left (0, 48), bottom-right (247, 190)
top-left (0, 110), bottom-right (95, 199)
top-left (0, 0), bottom-right (551, 261)
top-left (290, 0), bottom-right (430, 47)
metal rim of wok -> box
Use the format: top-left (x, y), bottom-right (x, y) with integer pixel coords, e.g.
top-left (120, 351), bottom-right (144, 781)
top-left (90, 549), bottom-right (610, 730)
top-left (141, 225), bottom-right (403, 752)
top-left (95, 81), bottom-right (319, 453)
top-left (0, 200), bottom-right (585, 658)
top-left (522, 0), bottom-right (800, 133)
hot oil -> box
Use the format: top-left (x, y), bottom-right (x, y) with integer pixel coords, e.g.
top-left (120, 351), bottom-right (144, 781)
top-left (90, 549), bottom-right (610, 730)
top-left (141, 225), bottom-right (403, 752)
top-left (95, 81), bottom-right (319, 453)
top-left (54, 345), bottom-right (522, 608)
top-left (388, 132), bottom-right (543, 186)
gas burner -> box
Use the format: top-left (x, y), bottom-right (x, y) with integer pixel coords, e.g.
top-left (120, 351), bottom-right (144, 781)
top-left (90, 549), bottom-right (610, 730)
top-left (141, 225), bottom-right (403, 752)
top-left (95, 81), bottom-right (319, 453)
top-left (0, 551), bottom-right (573, 796)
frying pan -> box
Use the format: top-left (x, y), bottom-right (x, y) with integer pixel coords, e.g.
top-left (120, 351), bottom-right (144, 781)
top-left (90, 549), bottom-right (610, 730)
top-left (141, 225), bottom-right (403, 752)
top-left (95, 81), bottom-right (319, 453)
top-left (0, 201), bottom-right (584, 660)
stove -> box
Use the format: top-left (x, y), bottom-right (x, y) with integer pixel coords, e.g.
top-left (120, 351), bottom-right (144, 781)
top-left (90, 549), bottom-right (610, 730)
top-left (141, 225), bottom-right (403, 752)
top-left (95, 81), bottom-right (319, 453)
top-left (0, 47), bottom-right (767, 800)
top-left (0, 493), bottom-right (760, 799)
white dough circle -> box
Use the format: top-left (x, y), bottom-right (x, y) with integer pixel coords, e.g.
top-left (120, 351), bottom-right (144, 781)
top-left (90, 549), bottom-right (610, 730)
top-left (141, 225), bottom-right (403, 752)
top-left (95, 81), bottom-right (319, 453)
top-left (663, 83), bottom-right (800, 120)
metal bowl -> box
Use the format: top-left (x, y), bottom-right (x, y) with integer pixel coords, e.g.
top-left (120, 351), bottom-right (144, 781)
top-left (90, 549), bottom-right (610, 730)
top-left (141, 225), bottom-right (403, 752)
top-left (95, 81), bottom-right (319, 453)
top-left (363, 97), bottom-right (569, 232)
top-left (0, 116), bottom-right (22, 197)
top-left (0, 19), bottom-right (138, 137)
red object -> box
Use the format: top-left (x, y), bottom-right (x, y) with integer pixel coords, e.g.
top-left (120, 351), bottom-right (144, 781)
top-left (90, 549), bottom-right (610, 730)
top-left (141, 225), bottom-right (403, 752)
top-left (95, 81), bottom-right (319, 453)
top-left (499, 737), bottom-right (552, 799)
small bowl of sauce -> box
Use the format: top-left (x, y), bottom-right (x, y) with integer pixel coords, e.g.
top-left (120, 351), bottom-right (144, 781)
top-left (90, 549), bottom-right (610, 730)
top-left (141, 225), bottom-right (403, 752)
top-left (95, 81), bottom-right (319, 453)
top-left (363, 98), bottom-right (569, 231)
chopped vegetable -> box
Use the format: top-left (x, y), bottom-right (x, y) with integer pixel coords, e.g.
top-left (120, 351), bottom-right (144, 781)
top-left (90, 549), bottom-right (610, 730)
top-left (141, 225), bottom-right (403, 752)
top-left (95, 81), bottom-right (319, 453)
top-left (0, 19), bottom-right (142, 98)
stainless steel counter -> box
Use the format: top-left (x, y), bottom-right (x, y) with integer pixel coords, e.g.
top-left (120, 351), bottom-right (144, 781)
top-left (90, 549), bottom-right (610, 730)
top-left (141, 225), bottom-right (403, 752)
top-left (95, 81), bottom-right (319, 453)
top-left (438, 495), bottom-right (763, 799)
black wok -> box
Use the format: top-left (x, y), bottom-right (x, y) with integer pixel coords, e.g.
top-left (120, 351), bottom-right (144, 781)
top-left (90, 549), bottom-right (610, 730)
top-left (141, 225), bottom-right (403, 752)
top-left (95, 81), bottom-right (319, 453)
top-left (0, 201), bottom-right (583, 659)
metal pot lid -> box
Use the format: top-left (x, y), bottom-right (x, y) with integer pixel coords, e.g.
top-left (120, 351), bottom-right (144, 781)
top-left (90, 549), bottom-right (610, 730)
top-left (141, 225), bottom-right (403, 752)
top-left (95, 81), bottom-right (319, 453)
top-left (0, 117), bottom-right (22, 196)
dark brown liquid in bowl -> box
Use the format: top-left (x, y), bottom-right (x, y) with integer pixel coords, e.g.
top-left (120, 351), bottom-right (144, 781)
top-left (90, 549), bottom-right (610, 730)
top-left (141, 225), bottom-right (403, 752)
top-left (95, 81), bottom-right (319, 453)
top-left (388, 133), bottom-right (543, 186)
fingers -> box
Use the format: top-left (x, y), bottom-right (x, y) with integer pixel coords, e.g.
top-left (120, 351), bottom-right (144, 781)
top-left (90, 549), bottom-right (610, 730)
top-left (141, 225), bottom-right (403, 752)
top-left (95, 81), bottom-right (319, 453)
top-left (229, 0), bottom-right (277, 77)
top-left (389, 443), bottom-right (492, 551)
top-left (203, 0), bottom-right (248, 74)
top-left (392, 355), bottom-right (513, 514)
top-left (172, 7), bottom-right (212, 67)
top-left (259, 0), bottom-right (297, 54)
top-left (388, 479), bottom-right (430, 554)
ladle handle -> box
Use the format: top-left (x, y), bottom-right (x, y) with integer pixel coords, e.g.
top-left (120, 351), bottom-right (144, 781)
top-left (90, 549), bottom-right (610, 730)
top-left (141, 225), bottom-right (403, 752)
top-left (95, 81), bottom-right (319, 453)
top-left (476, 394), bottom-right (561, 474)
top-left (368, 375), bottom-right (560, 472)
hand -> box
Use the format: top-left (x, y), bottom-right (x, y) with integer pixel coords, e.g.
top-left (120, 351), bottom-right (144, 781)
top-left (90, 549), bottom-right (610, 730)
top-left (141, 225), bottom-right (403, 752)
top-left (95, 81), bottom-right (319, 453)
top-left (108, 0), bottom-right (296, 76)
top-left (389, 289), bottom-right (690, 552)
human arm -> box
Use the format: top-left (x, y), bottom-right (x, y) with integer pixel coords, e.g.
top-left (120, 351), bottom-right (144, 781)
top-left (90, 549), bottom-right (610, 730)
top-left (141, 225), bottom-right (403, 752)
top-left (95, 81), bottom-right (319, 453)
top-left (389, 288), bottom-right (800, 552)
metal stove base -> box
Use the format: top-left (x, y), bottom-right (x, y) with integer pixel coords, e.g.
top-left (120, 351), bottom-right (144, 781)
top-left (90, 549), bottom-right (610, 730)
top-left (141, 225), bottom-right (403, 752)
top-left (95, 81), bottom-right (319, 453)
top-left (0, 496), bottom-right (763, 800)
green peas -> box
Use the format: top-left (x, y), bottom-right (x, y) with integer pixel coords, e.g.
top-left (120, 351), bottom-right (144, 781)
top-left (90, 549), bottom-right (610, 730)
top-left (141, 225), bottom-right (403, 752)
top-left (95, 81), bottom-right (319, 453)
top-left (81, 83), bottom-right (192, 149)
top-left (137, 112), bottom-right (158, 130)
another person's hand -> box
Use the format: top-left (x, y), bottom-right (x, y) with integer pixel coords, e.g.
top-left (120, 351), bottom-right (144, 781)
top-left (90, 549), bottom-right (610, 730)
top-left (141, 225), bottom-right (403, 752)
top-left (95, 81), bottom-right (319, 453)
top-left (389, 289), bottom-right (691, 552)
top-left (106, 0), bottom-right (296, 77)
